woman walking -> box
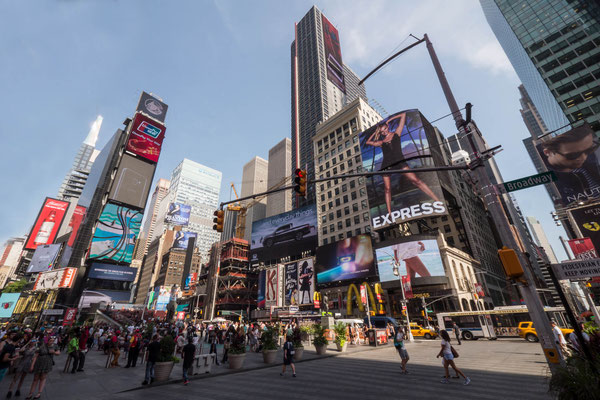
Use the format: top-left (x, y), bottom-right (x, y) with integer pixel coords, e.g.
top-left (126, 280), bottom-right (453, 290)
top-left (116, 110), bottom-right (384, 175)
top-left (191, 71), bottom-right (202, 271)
top-left (280, 335), bottom-right (296, 377)
top-left (6, 337), bottom-right (37, 398)
top-left (437, 330), bottom-right (470, 385)
top-left (394, 328), bottom-right (409, 374)
top-left (26, 336), bottom-right (60, 399)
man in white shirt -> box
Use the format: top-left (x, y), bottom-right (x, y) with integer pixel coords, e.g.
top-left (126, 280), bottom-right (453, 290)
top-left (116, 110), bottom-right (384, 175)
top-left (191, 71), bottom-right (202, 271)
top-left (551, 320), bottom-right (570, 357)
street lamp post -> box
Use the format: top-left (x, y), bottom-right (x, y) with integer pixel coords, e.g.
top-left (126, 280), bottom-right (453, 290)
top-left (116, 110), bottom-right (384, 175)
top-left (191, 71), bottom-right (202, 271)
top-left (393, 265), bottom-right (414, 342)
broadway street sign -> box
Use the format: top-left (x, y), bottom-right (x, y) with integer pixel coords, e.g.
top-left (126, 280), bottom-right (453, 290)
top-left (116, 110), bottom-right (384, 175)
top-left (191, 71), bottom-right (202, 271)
top-left (551, 258), bottom-right (600, 281)
top-left (500, 171), bottom-right (557, 193)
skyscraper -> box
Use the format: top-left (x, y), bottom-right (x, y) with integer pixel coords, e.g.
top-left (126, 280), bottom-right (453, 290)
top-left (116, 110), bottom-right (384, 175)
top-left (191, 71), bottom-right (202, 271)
top-left (291, 6), bottom-right (367, 205)
top-left (241, 156), bottom-right (269, 242)
top-left (480, 0), bottom-right (600, 135)
top-left (135, 178), bottom-right (170, 259)
top-left (266, 138), bottom-right (292, 218)
top-left (57, 116), bottom-right (102, 201)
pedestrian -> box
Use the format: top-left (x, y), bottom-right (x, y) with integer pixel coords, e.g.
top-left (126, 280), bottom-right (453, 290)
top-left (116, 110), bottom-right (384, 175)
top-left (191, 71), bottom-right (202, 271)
top-left (551, 320), bottom-right (571, 357)
top-left (182, 336), bottom-right (196, 385)
top-left (280, 335), bottom-right (296, 377)
top-left (0, 332), bottom-right (19, 384)
top-left (77, 326), bottom-right (89, 372)
top-left (26, 336), bottom-right (60, 399)
top-left (568, 323), bottom-right (590, 355)
top-left (452, 322), bottom-right (462, 345)
top-left (208, 328), bottom-right (220, 365)
top-left (67, 329), bottom-right (80, 374)
top-left (7, 337), bottom-right (37, 398)
top-left (393, 328), bottom-right (409, 374)
top-left (142, 335), bottom-right (160, 385)
top-left (437, 330), bottom-right (470, 385)
top-left (110, 331), bottom-right (121, 367)
top-left (125, 330), bottom-right (142, 368)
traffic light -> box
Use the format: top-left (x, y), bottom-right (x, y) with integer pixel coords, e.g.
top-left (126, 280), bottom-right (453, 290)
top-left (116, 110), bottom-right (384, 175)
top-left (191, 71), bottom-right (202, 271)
top-left (498, 246), bottom-right (524, 279)
top-left (294, 168), bottom-right (307, 197)
top-left (213, 209), bottom-right (224, 232)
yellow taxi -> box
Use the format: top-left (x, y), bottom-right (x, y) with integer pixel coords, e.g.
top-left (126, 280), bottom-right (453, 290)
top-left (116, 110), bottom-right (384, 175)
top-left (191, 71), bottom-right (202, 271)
top-left (518, 321), bottom-right (573, 342)
top-left (410, 323), bottom-right (438, 339)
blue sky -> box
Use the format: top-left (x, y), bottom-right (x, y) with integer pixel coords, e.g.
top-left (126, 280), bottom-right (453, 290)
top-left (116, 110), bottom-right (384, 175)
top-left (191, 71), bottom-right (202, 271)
top-left (0, 0), bottom-right (568, 261)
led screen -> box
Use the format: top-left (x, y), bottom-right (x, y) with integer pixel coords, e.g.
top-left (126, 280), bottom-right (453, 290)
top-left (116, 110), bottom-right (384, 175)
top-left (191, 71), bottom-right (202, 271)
top-left (315, 235), bottom-right (375, 284)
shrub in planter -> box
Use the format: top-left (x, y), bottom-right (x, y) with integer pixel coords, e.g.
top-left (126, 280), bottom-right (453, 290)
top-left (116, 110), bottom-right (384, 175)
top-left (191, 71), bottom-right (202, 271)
top-left (228, 335), bottom-right (247, 369)
top-left (313, 324), bottom-right (328, 355)
top-left (292, 327), bottom-right (304, 360)
top-left (549, 354), bottom-right (600, 399)
top-left (333, 322), bottom-right (348, 352)
top-left (261, 326), bottom-right (279, 363)
top-left (154, 335), bottom-right (179, 382)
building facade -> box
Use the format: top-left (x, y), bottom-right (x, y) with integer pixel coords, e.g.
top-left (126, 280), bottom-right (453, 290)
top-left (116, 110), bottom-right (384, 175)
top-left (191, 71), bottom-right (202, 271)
top-left (241, 156), bottom-right (269, 242)
top-left (154, 247), bottom-right (201, 288)
top-left (266, 138), bottom-right (293, 218)
top-left (0, 237), bottom-right (25, 288)
top-left (526, 215), bottom-right (559, 263)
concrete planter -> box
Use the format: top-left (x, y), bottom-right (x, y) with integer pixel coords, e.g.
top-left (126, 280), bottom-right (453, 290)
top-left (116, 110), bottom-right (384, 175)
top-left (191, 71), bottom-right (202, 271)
top-left (294, 347), bottom-right (304, 361)
top-left (228, 353), bottom-right (246, 369)
top-left (315, 344), bottom-right (327, 355)
top-left (153, 361), bottom-right (174, 382)
top-left (335, 342), bottom-right (348, 352)
top-left (262, 349), bottom-right (278, 364)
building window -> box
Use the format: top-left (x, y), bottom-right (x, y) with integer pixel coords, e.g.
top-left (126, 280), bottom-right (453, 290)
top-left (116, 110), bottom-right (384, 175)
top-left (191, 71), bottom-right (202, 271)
top-left (335, 188), bottom-right (340, 196)
top-left (322, 227), bottom-right (327, 235)
top-left (350, 180), bottom-right (356, 189)
top-left (444, 224), bottom-right (451, 233)
top-left (351, 191), bottom-right (357, 200)
top-left (336, 210), bottom-right (342, 218)
top-left (354, 215), bottom-right (360, 224)
top-left (344, 206), bottom-right (350, 215)
top-left (337, 222), bottom-right (343, 230)
top-left (323, 238), bottom-right (328, 245)
top-left (352, 203), bottom-right (359, 212)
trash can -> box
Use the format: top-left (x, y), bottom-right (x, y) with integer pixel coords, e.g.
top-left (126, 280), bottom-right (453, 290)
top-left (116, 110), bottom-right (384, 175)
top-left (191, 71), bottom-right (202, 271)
top-left (368, 329), bottom-right (378, 346)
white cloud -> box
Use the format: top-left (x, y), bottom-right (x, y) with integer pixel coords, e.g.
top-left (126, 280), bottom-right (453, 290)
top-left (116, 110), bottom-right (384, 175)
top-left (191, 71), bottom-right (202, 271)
top-left (323, 0), bottom-right (514, 76)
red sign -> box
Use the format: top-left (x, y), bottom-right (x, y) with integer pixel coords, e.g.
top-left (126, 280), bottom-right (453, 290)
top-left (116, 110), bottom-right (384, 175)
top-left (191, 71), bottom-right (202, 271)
top-left (360, 285), bottom-right (367, 305)
top-left (32, 267), bottom-right (78, 291)
top-left (402, 275), bottom-right (413, 299)
top-left (125, 112), bottom-right (166, 163)
top-left (63, 308), bottom-right (77, 326)
top-left (67, 206), bottom-right (87, 247)
top-left (568, 238), bottom-right (598, 260)
top-left (25, 198), bottom-right (70, 250)
top-left (177, 311), bottom-right (185, 320)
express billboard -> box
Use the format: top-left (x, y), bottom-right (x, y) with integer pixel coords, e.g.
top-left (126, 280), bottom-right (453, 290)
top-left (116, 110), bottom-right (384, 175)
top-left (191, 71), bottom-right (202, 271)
top-left (250, 205), bottom-right (318, 263)
top-left (321, 14), bottom-right (345, 93)
top-left (109, 153), bottom-right (154, 209)
top-left (89, 203), bottom-right (142, 263)
top-left (27, 244), bottom-right (62, 273)
top-left (25, 197), bottom-right (70, 250)
top-left (66, 205), bottom-right (86, 247)
top-left (173, 231), bottom-right (197, 250)
top-left (375, 236), bottom-right (445, 282)
top-left (136, 91), bottom-right (168, 123)
top-left (359, 110), bottom-right (447, 230)
top-left (88, 263), bottom-right (136, 282)
top-left (125, 112), bottom-right (166, 163)
top-left (0, 293), bottom-right (21, 319)
top-left (570, 204), bottom-right (600, 255)
top-left (315, 235), bottom-right (375, 285)
top-left (164, 202), bottom-right (191, 226)
top-left (536, 123), bottom-right (600, 206)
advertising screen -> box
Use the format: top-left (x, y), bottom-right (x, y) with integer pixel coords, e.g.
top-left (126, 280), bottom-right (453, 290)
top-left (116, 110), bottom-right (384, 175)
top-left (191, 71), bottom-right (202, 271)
top-left (359, 110), bottom-right (447, 229)
top-left (32, 267), bottom-right (76, 291)
top-left (109, 154), bottom-right (154, 209)
top-left (173, 231), bottom-right (197, 250)
top-left (536, 123), bottom-right (600, 206)
top-left (136, 91), bottom-right (168, 123)
top-left (27, 244), bottom-right (62, 273)
top-left (88, 263), bottom-right (136, 282)
top-left (250, 205), bottom-right (318, 263)
top-left (570, 204), bottom-right (600, 254)
top-left (257, 270), bottom-right (266, 308)
top-left (375, 237), bottom-right (445, 282)
top-left (125, 112), bottom-right (166, 163)
top-left (284, 262), bottom-right (298, 306)
top-left (89, 203), bottom-right (142, 263)
top-left (315, 235), bottom-right (375, 285)
top-left (0, 293), bottom-right (21, 319)
top-left (25, 197), bottom-right (70, 250)
top-left (321, 15), bottom-right (346, 93)
top-left (568, 238), bottom-right (598, 260)
top-left (164, 202), bottom-right (191, 226)
top-left (297, 258), bottom-right (315, 305)
top-left (67, 205), bottom-right (86, 247)
top-left (265, 266), bottom-right (279, 308)
top-left (155, 286), bottom-right (170, 311)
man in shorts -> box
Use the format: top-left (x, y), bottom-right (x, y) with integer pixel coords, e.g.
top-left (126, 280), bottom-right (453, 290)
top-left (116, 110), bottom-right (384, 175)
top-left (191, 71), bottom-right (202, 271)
top-left (394, 328), bottom-right (409, 374)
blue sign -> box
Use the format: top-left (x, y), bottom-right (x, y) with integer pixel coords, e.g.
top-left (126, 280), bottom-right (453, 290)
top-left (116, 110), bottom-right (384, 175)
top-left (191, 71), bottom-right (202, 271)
top-left (173, 231), bottom-right (197, 249)
top-left (0, 293), bottom-right (21, 319)
top-left (164, 202), bottom-right (191, 226)
top-left (88, 263), bottom-right (136, 282)
top-left (139, 121), bottom-right (162, 138)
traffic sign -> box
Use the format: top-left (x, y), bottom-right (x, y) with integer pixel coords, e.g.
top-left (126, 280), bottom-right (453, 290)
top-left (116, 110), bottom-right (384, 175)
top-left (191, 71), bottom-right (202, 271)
top-left (499, 171), bottom-right (557, 193)
top-left (551, 258), bottom-right (600, 281)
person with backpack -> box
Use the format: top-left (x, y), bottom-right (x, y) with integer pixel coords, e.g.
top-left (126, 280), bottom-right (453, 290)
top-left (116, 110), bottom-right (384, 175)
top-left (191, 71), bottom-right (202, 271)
top-left (182, 336), bottom-right (196, 385)
top-left (437, 330), bottom-right (470, 385)
top-left (393, 327), bottom-right (409, 374)
top-left (280, 335), bottom-right (296, 377)
top-left (125, 330), bottom-right (142, 368)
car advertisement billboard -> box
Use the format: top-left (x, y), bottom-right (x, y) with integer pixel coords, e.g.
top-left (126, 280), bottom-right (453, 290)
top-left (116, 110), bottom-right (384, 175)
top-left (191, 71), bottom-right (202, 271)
top-left (536, 123), bottom-right (600, 206)
top-left (297, 258), bottom-right (315, 305)
top-left (315, 235), bottom-right (375, 285)
top-left (109, 153), bottom-right (154, 209)
top-left (66, 205), bottom-right (86, 247)
top-left (359, 110), bottom-right (447, 230)
top-left (568, 238), bottom-right (598, 260)
top-left (125, 112), bottom-right (166, 163)
top-left (321, 14), bottom-right (346, 93)
top-left (284, 262), bottom-right (298, 306)
top-left (164, 202), bottom-right (191, 226)
top-left (32, 267), bottom-right (77, 291)
top-left (250, 205), bottom-right (318, 263)
top-left (173, 231), bottom-right (197, 250)
top-left (570, 204), bottom-right (600, 255)
top-left (26, 244), bottom-right (62, 273)
top-left (0, 293), bottom-right (21, 319)
top-left (89, 203), bottom-right (142, 264)
top-left (25, 197), bottom-right (70, 250)
top-left (375, 236), bottom-right (445, 282)
top-left (88, 263), bottom-right (136, 282)
top-left (136, 91), bottom-right (168, 123)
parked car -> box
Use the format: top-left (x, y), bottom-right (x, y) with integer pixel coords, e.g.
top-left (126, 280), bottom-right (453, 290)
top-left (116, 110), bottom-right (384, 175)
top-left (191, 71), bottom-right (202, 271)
top-left (518, 321), bottom-right (573, 342)
top-left (262, 223), bottom-right (314, 247)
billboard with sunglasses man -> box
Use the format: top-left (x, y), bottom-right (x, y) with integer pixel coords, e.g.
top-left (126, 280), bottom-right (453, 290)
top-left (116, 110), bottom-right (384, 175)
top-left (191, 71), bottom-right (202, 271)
top-left (537, 123), bottom-right (600, 206)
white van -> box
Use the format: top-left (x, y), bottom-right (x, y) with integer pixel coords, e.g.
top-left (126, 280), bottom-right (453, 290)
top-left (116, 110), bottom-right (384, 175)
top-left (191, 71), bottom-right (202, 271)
top-left (335, 319), bottom-right (364, 329)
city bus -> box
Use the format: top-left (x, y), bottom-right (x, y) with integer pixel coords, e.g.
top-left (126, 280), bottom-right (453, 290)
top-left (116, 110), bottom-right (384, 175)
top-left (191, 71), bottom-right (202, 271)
top-left (436, 305), bottom-right (567, 340)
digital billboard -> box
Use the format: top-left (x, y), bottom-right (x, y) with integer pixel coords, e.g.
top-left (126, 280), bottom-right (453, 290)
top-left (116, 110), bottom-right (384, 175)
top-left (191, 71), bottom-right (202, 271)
top-left (109, 153), bottom-right (154, 209)
top-left (536, 123), bottom-right (600, 206)
top-left (284, 262), bottom-right (298, 306)
top-left (257, 270), bottom-right (266, 308)
top-left (173, 231), bottom-right (197, 250)
top-left (67, 205), bottom-right (86, 247)
top-left (88, 263), bottom-right (136, 282)
top-left (89, 203), bottom-right (142, 263)
top-left (250, 205), bottom-right (318, 263)
top-left (25, 197), bottom-right (70, 250)
top-left (265, 266), bottom-right (279, 308)
top-left (315, 235), bottom-right (375, 285)
top-left (164, 202), bottom-right (191, 226)
top-left (154, 286), bottom-right (170, 311)
top-left (136, 91), bottom-right (168, 123)
top-left (27, 244), bottom-right (62, 273)
top-left (570, 204), bottom-right (600, 255)
top-left (375, 237), bottom-right (445, 282)
top-left (568, 238), bottom-right (598, 260)
top-left (321, 15), bottom-right (345, 93)
top-left (359, 110), bottom-right (447, 229)
top-left (32, 267), bottom-right (76, 291)
top-left (297, 258), bottom-right (315, 305)
top-left (125, 112), bottom-right (166, 163)
top-left (0, 293), bottom-right (21, 319)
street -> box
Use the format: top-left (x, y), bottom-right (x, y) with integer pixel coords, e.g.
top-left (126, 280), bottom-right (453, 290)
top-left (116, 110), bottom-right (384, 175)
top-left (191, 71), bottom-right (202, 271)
top-left (0, 339), bottom-right (552, 399)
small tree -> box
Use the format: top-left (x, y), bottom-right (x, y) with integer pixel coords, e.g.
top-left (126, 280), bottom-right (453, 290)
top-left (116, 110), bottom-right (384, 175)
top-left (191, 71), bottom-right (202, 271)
top-left (157, 334), bottom-right (179, 363)
top-left (292, 327), bottom-right (303, 348)
top-left (312, 324), bottom-right (328, 346)
top-left (333, 322), bottom-right (347, 347)
top-left (261, 326), bottom-right (278, 351)
top-left (229, 332), bottom-right (246, 354)
top-left (2, 279), bottom-right (27, 293)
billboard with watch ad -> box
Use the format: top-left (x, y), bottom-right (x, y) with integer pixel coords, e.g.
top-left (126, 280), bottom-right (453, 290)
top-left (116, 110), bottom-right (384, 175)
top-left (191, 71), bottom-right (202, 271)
top-left (25, 197), bottom-right (70, 250)
top-left (89, 203), bottom-right (142, 263)
top-left (109, 153), bottom-right (155, 209)
top-left (125, 112), bottom-right (166, 163)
